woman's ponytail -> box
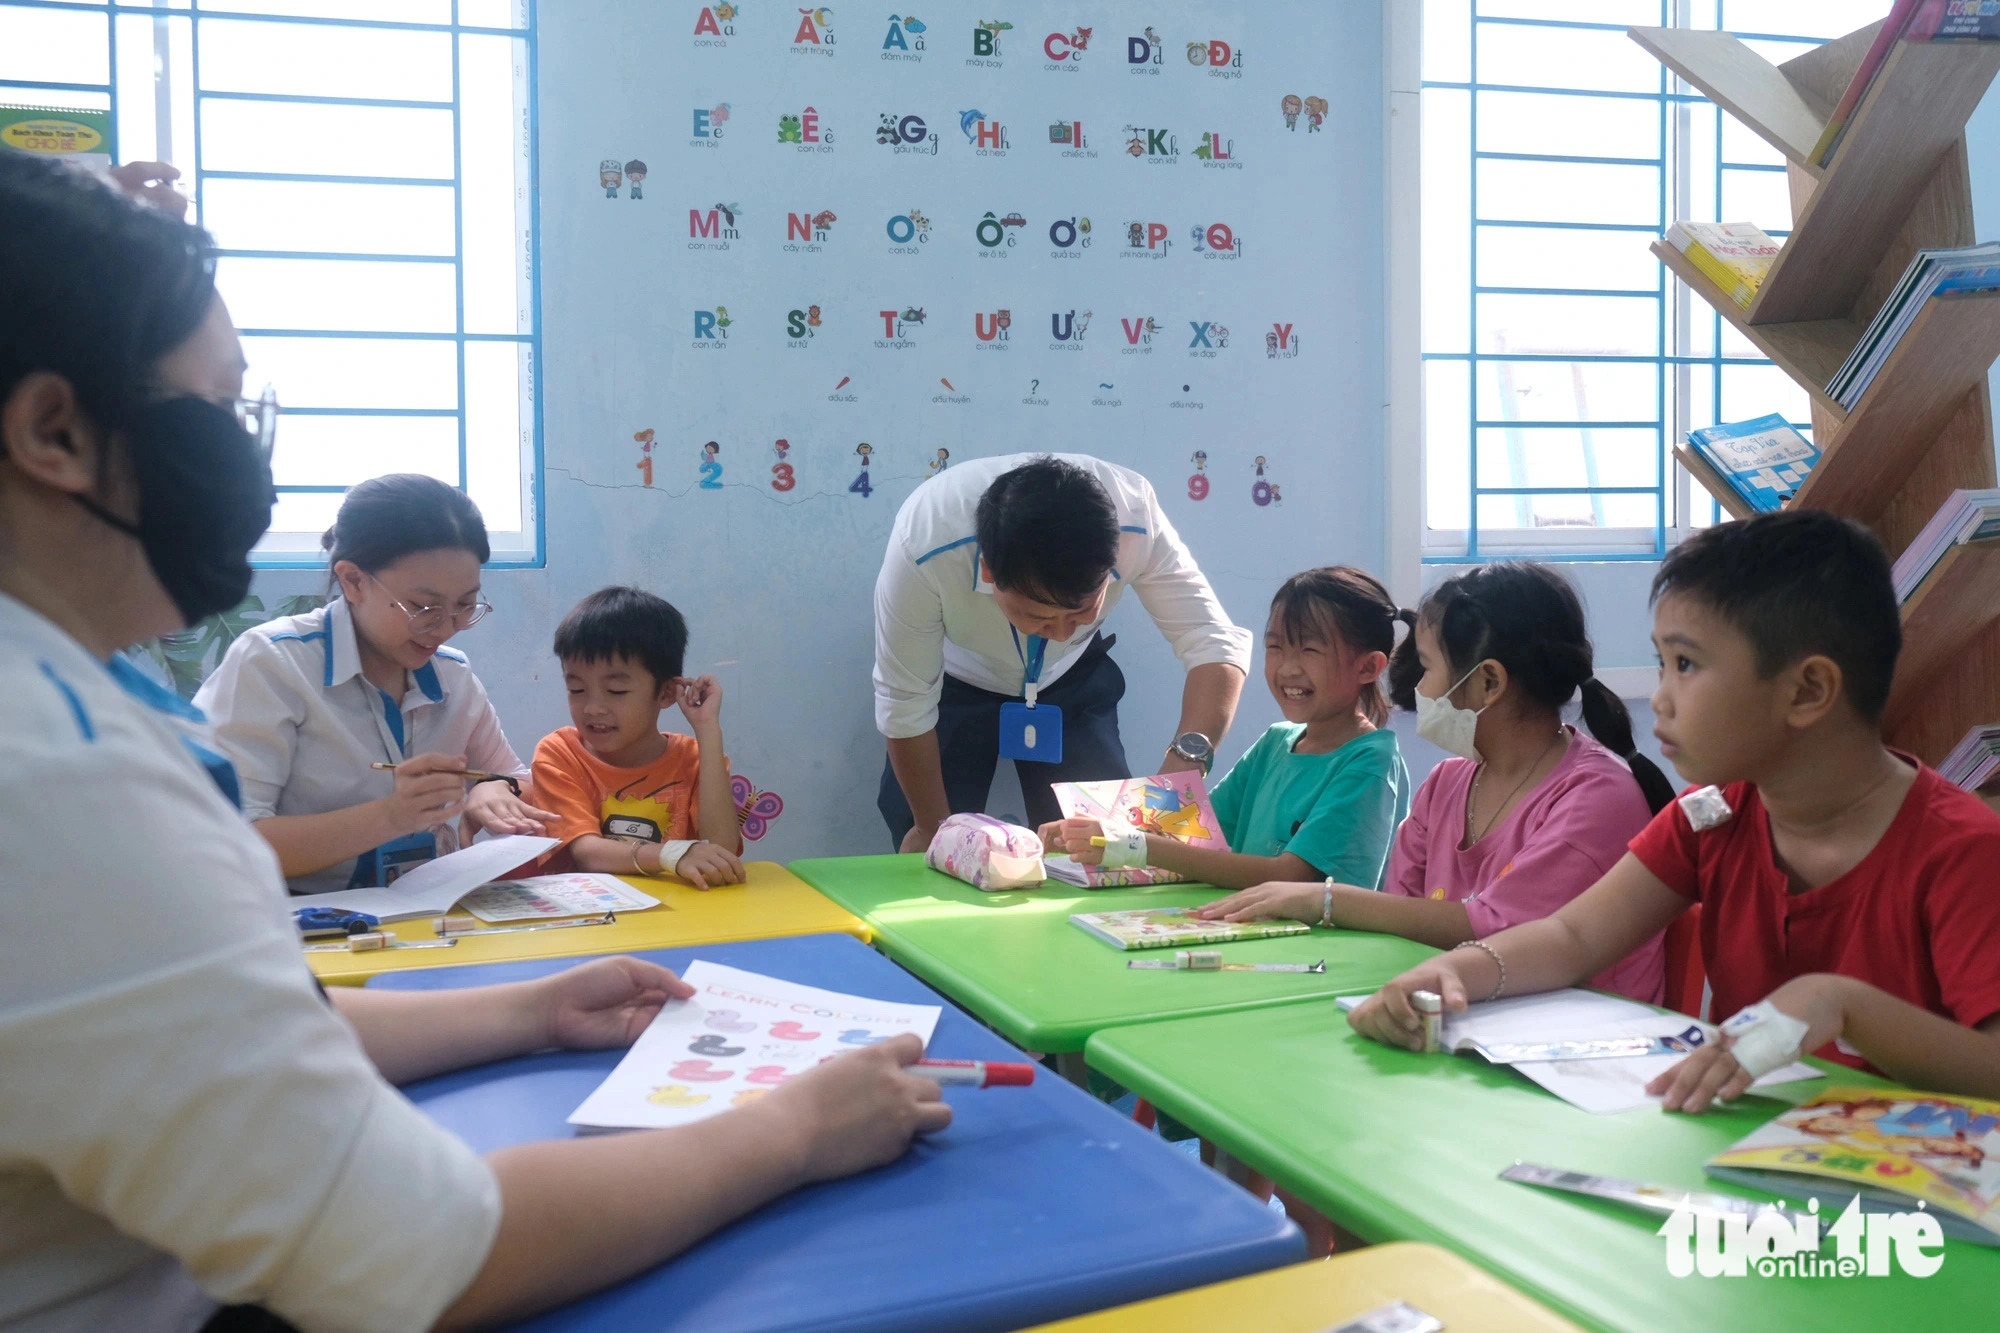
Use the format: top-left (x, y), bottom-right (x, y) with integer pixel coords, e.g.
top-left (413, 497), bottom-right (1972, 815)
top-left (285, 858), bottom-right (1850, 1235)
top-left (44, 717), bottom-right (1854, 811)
top-left (1578, 676), bottom-right (1675, 814)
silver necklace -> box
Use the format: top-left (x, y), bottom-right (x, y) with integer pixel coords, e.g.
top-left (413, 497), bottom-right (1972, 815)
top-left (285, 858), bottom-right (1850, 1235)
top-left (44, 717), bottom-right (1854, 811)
top-left (1466, 727), bottom-right (1566, 846)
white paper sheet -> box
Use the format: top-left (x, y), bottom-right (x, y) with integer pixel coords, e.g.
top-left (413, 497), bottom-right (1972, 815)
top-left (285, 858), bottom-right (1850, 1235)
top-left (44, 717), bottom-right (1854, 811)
top-left (458, 873), bottom-right (660, 922)
top-left (569, 961), bottom-right (942, 1132)
top-left (1337, 990), bottom-right (1822, 1114)
top-left (288, 834), bottom-right (557, 922)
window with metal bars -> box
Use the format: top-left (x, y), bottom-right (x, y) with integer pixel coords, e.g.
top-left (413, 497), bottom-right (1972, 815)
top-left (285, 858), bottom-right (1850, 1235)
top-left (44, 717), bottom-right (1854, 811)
top-left (1418, 0), bottom-right (1887, 562)
top-left (0, 0), bottom-right (543, 565)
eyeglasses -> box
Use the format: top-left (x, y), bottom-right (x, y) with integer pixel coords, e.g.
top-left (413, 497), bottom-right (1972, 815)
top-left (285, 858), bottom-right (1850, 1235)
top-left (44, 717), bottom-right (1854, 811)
top-left (234, 385), bottom-right (279, 464)
top-left (367, 572), bottom-right (493, 635)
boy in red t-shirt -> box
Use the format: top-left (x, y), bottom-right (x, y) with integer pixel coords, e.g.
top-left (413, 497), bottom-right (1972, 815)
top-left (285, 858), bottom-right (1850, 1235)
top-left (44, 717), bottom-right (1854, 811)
top-left (1350, 510), bottom-right (2000, 1111)
top-left (532, 587), bottom-right (745, 887)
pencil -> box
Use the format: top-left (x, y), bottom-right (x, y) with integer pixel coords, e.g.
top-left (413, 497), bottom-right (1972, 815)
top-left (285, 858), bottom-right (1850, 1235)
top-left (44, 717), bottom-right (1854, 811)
top-left (368, 761), bottom-right (506, 782)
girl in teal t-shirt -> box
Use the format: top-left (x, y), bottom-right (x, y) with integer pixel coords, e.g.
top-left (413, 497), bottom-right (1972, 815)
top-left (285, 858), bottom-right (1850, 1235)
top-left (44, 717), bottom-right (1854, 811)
top-left (1046, 566), bottom-right (1411, 888)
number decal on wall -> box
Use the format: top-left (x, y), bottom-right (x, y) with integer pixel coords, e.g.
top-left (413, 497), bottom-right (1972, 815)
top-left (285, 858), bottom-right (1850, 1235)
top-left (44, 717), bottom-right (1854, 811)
top-left (1188, 473), bottom-right (1209, 501)
top-left (1252, 479), bottom-right (1272, 507)
top-left (698, 460), bottom-right (724, 490)
top-left (849, 470), bottom-right (874, 497)
top-left (637, 456), bottom-right (654, 487)
top-left (771, 462), bottom-right (796, 492)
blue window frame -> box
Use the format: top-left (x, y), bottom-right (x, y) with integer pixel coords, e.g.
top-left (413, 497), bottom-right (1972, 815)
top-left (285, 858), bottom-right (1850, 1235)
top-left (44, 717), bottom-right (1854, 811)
top-left (0, 0), bottom-right (543, 566)
top-left (1418, 1), bottom-right (1882, 561)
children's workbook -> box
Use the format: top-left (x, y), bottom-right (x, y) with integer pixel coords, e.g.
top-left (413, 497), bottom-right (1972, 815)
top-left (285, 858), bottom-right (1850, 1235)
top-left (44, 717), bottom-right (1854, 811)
top-left (0, 105), bottom-right (113, 170)
top-left (1050, 770), bottom-right (1229, 887)
top-left (1685, 413), bottom-right (1820, 514)
top-left (569, 962), bottom-right (941, 1131)
top-left (1337, 989), bottom-right (1821, 1114)
top-left (1707, 1088), bottom-right (2000, 1244)
top-left (1070, 907), bottom-right (1310, 951)
top-left (288, 834), bottom-right (557, 923)
top-left (458, 873), bottom-right (660, 922)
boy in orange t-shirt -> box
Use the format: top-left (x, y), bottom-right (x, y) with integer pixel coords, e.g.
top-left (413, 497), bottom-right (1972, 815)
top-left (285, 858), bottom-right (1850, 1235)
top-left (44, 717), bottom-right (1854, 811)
top-left (533, 587), bottom-right (745, 887)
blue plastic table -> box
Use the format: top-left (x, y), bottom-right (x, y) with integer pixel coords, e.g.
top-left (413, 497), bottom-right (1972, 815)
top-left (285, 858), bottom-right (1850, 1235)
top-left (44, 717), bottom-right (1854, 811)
top-left (374, 934), bottom-right (1303, 1332)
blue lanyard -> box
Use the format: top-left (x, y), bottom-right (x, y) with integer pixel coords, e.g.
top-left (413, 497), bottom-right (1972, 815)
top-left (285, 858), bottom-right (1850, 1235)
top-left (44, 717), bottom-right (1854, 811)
top-left (1012, 628), bottom-right (1048, 704)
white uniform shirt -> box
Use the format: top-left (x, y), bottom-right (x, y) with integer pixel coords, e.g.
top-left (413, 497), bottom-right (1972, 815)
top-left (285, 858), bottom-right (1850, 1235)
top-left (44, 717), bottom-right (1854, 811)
top-left (873, 453), bottom-right (1252, 738)
top-left (0, 591), bottom-right (500, 1333)
top-left (194, 597), bottom-right (529, 893)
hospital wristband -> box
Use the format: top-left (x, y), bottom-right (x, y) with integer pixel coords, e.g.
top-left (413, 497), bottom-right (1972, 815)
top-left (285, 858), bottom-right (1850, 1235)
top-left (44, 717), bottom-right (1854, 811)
top-left (656, 839), bottom-right (700, 877)
top-left (1098, 829), bottom-right (1148, 870)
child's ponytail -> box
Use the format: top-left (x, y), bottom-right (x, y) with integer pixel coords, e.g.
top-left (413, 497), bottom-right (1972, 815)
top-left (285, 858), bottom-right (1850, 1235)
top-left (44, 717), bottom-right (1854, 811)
top-left (1388, 562), bottom-right (1674, 814)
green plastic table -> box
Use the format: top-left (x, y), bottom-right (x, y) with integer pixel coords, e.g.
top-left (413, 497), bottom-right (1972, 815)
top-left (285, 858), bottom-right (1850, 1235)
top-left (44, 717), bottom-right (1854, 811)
top-left (788, 854), bottom-right (1435, 1056)
top-left (1086, 1001), bottom-right (1997, 1332)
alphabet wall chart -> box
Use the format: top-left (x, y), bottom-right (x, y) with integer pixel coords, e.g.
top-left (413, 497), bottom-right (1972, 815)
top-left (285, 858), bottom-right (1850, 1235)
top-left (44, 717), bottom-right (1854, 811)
top-left (533, 2), bottom-right (1380, 856)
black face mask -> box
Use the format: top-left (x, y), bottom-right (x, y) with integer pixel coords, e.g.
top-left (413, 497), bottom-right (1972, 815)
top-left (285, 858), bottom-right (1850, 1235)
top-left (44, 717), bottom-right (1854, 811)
top-left (75, 396), bottom-right (276, 627)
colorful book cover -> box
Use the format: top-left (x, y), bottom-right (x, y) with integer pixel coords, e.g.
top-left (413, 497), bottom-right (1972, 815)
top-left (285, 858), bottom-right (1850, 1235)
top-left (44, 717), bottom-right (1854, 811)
top-left (1069, 907), bottom-right (1311, 951)
top-left (1706, 1087), bottom-right (2000, 1244)
top-left (0, 105), bottom-right (113, 167)
top-left (1915, 0), bottom-right (2000, 40)
top-left (1813, 0), bottom-right (1927, 164)
top-left (1049, 770), bottom-right (1229, 888)
top-left (1667, 221), bottom-right (1780, 309)
top-left (1686, 413), bottom-right (1820, 513)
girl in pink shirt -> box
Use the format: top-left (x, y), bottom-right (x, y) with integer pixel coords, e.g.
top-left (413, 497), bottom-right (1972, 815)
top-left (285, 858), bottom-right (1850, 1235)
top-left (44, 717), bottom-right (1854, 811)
top-left (1199, 562), bottom-right (1674, 1001)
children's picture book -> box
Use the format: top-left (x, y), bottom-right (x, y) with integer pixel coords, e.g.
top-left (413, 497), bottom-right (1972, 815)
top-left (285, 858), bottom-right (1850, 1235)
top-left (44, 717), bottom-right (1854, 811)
top-left (1664, 220), bottom-right (1780, 308)
top-left (458, 873), bottom-right (660, 923)
top-left (1914, 0), bottom-right (2000, 42)
top-left (1684, 413), bottom-right (1820, 514)
top-left (1336, 990), bottom-right (1821, 1115)
top-left (1049, 770), bottom-right (1230, 887)
top-left (1939, 721), bottom-right (2000, 791)
top-left (1070, 907), bottom-right (1310, 951)
top-left (1829, 242), bottom-right (2000, 406)
top-left (1890, 487), bottom-right (2000, 601)
top-left (0, 104), bottom-right (113, 171)
top-left (568, 961), bottom-right (941, 1132)
top-left (1707, 1088), bottom-right (2000, 1245)
top-left (288, 834), bottom-right (558, 923)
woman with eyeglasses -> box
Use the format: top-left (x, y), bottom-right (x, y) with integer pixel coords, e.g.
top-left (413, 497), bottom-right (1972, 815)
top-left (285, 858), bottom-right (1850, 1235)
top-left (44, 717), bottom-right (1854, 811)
top-left (197, 473), bottom-right (556, 891)
top-left (0, 149), bottom-right (947, 1333)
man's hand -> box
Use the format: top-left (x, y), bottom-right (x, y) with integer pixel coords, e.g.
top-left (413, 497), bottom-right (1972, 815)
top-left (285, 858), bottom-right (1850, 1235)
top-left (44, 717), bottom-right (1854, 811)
top-left (1158, 748), bottom-right (1203, 775)
top-left (899, 823), bottom-right (936, 854)
top-left (465, 781), bottom-right (557, 836)
top-left (760, 1035), bottom-right (953, 1183)
top-left (108, 160), bottom-right (189, 217)
top-left (536, 957), bottom-right (693, 1050)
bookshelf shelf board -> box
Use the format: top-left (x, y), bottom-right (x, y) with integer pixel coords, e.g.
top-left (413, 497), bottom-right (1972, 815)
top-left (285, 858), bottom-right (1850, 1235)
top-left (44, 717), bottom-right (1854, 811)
top-left (1885, 539), bottom-right (2000, 734)
top-left (1748, 40), bottom-right (2000, 325)
top-left (1792, 290), bottom-right (2000, 520)
top-left (1650, 241), bottom-right (1854, 411)
top-left (1628, 27), bottom-right (1828, 170)
top-left (1670, 443), bottom-right (1755, 521)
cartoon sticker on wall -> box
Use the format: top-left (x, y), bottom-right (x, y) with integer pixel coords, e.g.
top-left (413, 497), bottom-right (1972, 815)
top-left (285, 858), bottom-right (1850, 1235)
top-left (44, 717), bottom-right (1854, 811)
top-left (771, 438), bottom-right (796, 491)
top-left (1188, 449), bottom-right (1209, 501)
top-left (929, 447), bottom-right (950, 475)
top-left (1252, 455), bottom-right (1281, 507)
top-left (851, 442), bottom-right (874, 497)
top-left (884, 14), bottom-right (926, 51)
top-left (699, 441), bottom-right (723, 490)
top-left (599, 158), bottom-right (622, 197)
top-left (624, 159), bottom-right (647, 199)
top-left (731, 774), bottom-right (786, 840)
top-left (635, 428), bottom-right (657, 487)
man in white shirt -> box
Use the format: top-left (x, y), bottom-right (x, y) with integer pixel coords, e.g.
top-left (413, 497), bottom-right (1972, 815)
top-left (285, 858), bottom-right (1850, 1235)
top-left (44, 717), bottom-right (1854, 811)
top-left (874, 453), bottom-right (1251, 850)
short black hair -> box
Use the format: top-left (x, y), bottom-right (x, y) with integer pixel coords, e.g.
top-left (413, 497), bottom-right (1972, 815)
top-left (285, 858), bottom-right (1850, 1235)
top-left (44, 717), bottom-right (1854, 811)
top-left (553, 586), bottom-right (688, 687)
top-left (975, 455), bottom-right (1120, 608)
top-left (1650, 509), bottom-right (1899, 722)
top-left (0, 152), bottom-right (216, 438)
top-left (323, 473), bottom-right (490, 582)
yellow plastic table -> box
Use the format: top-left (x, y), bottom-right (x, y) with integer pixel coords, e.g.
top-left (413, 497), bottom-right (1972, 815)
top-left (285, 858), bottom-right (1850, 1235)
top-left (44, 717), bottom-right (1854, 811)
top-left (307, 861), bottom-right (867, 985)
top-left (1024, 1243), bottom-right (1584, 1332)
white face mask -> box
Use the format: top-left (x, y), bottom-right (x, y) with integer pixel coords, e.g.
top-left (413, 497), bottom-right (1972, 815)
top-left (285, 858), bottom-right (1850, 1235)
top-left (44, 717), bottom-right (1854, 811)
top-left (1414, 663), bottom-right (1490, 762)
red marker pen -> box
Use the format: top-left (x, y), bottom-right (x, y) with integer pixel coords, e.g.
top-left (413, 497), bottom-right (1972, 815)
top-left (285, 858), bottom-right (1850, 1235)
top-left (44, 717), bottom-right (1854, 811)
top-left (910, 1059), bottom-right (1036, 1087)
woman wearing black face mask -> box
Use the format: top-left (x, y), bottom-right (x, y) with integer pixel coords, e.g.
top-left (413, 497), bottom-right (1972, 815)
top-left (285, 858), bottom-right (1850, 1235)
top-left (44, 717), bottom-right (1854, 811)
top-left (0, 156), bottom-right (947, 1332)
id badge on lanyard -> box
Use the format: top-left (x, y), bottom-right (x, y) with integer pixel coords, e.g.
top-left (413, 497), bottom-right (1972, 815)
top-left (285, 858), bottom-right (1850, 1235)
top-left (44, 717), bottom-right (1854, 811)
top-left (999, 631), bottom-right (1064, 763)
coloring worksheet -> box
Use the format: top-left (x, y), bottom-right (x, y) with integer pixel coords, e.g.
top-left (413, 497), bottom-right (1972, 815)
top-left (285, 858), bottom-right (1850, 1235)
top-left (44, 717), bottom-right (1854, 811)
top-left (568, 961), bottom-right (941, 1131)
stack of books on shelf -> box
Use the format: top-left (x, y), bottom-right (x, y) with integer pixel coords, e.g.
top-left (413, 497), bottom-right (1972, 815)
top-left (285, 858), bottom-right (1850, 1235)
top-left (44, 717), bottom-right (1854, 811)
top-left (1890, 487), bottom-right (2000, 600)
top-left (1939, 723), bottom-right (2000, 790)
top-left (1826, 242), bottom-right (2000, 408)
top-left (1663, 221), bottom-right (1779, 309)
top-left (1681, 413), bottom-right (1818, 516)
top-left (1812, 0), bottom-right (2000, 168)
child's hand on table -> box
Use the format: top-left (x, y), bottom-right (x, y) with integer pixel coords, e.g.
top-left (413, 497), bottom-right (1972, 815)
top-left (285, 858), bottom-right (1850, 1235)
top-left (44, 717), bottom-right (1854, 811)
top-left (1192, 882), bottom-right (1324, 923)
top-left (676, 840), bottom-right (746, 889)
top-left (465, 780), bottom-right (558, 836)
top-left (677, 674), bottom-right (724, 733)
top-left (533, 956), bottom-right (695, 1050)
top-left (1038, 817), bottom-right (1106, 864)
top-left (1347, 955), bottom-right (1479, 1052)
top-left (761, 1034), bottom-right (953, 1182)
top-left (1646, 975), bottom-right (1840, 1114)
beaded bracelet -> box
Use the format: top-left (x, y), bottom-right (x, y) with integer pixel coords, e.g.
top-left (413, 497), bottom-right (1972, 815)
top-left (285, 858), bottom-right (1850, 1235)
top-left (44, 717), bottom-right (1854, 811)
top-left (1454, 937), bottom-right (1507, 1001)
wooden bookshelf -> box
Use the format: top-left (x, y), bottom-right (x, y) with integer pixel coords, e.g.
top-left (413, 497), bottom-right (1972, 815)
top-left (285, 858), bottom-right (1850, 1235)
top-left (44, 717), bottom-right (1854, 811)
top-left (1633, 21), bottom-right (2000, 767)
top-left (1671, 443), bottom-right (1755, 521)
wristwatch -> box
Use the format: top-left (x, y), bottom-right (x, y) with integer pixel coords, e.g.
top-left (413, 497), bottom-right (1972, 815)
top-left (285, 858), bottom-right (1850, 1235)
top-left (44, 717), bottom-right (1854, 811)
top-left (1169, 731), bottom-right (1215, 775)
